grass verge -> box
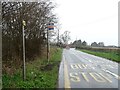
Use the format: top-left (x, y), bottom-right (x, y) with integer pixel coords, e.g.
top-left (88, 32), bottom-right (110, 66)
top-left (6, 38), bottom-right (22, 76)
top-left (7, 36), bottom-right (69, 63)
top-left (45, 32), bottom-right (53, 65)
top-left (3, 47), bottom-right (62, 88)
top-left (80, 49), bottom-right (120, 62)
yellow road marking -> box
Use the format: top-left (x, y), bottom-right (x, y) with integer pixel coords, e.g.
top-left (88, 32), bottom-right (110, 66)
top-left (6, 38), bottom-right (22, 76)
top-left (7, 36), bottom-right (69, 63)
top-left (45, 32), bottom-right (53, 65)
top-left (69, 73), bottom-right (80, 82)
top-left (82, 64), bottom-right (87, 69)
top-left (99, 73), bottom-right (112, 83)
top-left (64, 56), bottom-right (71, 89)
top-left (89, 73), bottom-right (106, 82)
top-left (70, 64), bottom-right (79, 69)
top-left (81, 72), bottom-right (89, 82)
top-left (70, 64), bottom-right (88, 69)
top-left (78, 64), bottom-right (82, 69)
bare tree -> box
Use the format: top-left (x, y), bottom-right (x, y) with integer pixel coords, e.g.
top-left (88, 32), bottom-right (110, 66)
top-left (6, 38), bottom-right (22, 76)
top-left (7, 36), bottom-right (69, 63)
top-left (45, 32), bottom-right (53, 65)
top-left (91, 42), bottom-right (98, 47)
top-left (60, 31), bottom-right (70, 45)
top-left (2, 1), bottom-right (58, 73)
top-left (82, 41), bottom-right (87, 46)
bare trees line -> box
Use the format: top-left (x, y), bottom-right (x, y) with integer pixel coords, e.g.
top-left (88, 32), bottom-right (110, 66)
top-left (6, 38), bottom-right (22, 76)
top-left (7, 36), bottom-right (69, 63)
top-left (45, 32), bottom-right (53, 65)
top-left (2, 1), bottom-right (57, 70)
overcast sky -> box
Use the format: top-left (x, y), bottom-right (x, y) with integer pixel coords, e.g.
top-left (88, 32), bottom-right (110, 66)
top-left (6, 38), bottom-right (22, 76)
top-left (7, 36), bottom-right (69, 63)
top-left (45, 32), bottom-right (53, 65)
top-left (53, 0), bottom-right (119, 46)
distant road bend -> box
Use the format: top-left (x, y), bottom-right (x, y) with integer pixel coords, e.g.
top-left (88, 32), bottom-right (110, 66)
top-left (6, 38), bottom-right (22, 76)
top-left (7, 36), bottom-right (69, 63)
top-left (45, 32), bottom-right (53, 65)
top-left (58, 48), bottom-right (119, 88)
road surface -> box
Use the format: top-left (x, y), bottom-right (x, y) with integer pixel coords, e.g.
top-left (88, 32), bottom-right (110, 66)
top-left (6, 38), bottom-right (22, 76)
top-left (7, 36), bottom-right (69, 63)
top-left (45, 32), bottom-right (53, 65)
top-left (58, 48), bottom-right (120, 89)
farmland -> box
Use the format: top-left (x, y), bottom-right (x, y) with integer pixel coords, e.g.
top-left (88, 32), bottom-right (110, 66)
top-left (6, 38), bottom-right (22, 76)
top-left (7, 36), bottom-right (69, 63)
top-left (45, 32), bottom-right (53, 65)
top-left (77, 47), bottom-right (120, 62)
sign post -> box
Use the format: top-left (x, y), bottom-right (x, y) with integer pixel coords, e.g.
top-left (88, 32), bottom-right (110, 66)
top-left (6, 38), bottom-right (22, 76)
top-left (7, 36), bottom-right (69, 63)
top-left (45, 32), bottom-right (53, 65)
top-left (47, 26), bottom-right (49, 62)
top-left (22, 20), bottom-right (26, 81)
top-left (47, 22), bottom-right (54, 62)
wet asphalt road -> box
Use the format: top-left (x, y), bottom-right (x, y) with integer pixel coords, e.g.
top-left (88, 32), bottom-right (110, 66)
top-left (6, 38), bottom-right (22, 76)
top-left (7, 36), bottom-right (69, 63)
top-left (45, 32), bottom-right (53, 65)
top-left (58, 48), bottom-right (119, 89)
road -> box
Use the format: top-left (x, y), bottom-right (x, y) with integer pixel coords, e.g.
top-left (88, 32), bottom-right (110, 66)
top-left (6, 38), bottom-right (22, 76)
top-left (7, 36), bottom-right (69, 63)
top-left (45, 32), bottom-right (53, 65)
top-left (58, 48), bottom-right (120, 89)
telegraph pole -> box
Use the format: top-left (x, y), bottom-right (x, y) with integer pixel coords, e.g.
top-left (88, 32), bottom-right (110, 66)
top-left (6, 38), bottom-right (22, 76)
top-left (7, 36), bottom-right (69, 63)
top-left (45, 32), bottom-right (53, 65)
top-left (47, 26), bottom-right (49, 62)
top-left (57, 28), bottom-right (59, 47)
top-left (22, 20), bottom-right (26, 81)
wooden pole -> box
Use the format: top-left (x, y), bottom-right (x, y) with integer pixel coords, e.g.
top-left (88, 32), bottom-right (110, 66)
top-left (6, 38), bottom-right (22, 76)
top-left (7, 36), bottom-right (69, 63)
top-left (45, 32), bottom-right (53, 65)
top-left (22, 21), bottom-right (26, 81)
top-left (47, 27), bottom-right (49, 62)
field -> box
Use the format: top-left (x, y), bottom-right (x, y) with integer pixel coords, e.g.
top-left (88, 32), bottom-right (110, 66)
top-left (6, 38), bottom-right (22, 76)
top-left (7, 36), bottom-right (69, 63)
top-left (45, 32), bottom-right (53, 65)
top-left (78, 47), bottom-right (120, 62)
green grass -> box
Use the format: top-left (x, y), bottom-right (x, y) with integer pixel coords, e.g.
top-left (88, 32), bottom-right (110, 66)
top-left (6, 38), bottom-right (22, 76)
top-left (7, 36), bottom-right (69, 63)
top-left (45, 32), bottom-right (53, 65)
top-left (3, 48), bottom-right (63, 88)
top-left (80, 49), bottom-right (120, 62)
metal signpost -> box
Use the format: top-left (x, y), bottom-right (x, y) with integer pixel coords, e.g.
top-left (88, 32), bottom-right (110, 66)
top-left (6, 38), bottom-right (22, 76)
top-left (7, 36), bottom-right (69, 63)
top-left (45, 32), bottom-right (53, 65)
top-left (22, 20), bottom-right (26, 81)
top-left (47, 22), bottom-right (54, 62)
